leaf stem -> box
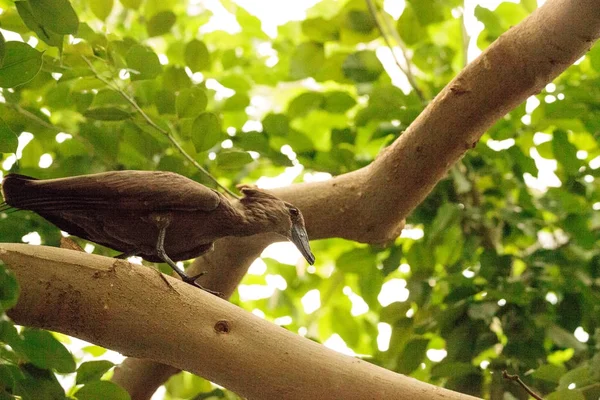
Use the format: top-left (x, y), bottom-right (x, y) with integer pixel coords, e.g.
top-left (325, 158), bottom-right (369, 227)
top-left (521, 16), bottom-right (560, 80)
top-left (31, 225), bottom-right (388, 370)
top-left (6, 104), bottom-right (59, 132)
top-left (81, 56), bottom-right (240, 199)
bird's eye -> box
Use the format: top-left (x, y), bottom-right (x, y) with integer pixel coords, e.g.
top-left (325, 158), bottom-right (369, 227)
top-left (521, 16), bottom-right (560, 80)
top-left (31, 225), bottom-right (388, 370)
top-left (289, 207), bottom-right (299, 216)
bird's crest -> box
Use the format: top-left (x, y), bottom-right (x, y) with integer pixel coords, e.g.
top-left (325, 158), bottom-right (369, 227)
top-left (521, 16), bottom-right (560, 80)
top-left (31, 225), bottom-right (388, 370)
top-left (237, 185), bottom-right (279, 203)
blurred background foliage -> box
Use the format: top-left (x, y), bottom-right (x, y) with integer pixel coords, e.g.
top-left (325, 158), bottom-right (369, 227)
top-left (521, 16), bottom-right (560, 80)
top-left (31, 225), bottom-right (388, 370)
top-left (0, 0), bottom-right (599, 399)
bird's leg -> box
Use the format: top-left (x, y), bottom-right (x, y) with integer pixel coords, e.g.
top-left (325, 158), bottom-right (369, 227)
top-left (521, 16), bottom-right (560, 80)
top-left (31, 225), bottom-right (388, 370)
top-left (153, 214), bottom-right (221, 296)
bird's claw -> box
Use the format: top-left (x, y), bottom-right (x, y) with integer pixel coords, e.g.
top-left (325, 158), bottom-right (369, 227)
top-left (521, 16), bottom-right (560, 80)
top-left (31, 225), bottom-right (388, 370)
top-left (182, 273), bottom-right (222, 297)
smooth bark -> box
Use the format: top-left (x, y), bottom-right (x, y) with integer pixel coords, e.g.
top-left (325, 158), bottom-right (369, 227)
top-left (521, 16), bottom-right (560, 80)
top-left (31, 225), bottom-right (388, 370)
top-left (115, 0), bottom-right (600, 395)
top-left (7, 0), bottom-right (600, 397)
top-left (0, 243), bottom-right (477, 400)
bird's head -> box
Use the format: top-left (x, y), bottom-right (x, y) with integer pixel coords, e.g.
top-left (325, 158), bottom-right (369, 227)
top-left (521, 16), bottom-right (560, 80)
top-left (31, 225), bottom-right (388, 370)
top-left (238, 186), bottom-right (315, 265)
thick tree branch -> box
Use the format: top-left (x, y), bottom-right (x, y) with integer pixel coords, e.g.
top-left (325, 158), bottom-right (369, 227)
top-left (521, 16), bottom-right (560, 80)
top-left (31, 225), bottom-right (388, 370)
top-left (0, 243), bottom-right (477, 400)
top-left (17, 0), bottom-right (600, 396)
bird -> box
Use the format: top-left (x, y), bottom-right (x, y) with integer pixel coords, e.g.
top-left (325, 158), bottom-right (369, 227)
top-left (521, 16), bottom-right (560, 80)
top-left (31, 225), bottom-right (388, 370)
top-left (0, 171), bottom-right (315, 294)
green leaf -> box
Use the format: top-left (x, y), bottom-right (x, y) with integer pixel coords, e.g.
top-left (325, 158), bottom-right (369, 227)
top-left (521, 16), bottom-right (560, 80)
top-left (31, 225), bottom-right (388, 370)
top-left (336, 248), bottom-right (376, 273)
top-left (235, 131), bottom-right (269, 153)
top-left (84, 107), bottom-right (132, 121)
top-left (192, 112), bottom-right (221, 152)
top-left (546, 390), bottom-right (585, 400)
top-left (397, 338), bottom-right (429, 374)
top-left (507, 146), bottom-right (537, 176)
top-left (301, 17), bottom-right (339, 42)
top-left (427, 203), bottom-right (461, 246)
top-left (589, 42), bottom-right (600, 72)
top-left (467, 302), bottom-right (499, 321)
top-left (323, 91), bottom-right (356, 113)
top-left (532, 364), bottom-right (567, 384)
top-left (28, 0), bottom-right (79, 35)
top-left (289, 42), bottom-right (325, 80)
top-left (563, 215), bottom-right (595, 249)
top-left (397, 4), bottom-right (427, 45)
top-left (552, 129), bottom-right (579, 176)
top-left (431, 362), bottom-right (479, 378)
top-left (343, 10), bottom-right (375, 33)
top-left (223, 93), bottom-right (250, 112)
top-left (19, 364), bottom-right (66, 400)
top-left (219, 74), bottom-right (251, 93)
top-left (217, 151), bottom-right (253, 169)
top-left (147, 11), bottom-right (176, 37)
top-left (0, 32), bottom-right (4, 67)
top-left (0, 41), bottom-right (43, 88)
top-left (15, 1), bottom-right (64, 48)
top-left (165, 371), bottom-right (212, 398)
top-left (359, 266), bottom-right (384, 309)
top-left (0, 264), bottom-right (19, 310)
top-left (547, 324), bottom-right (586, 352)
top-left (235, 6), bottom-right (266, 39)
top-left (288, 92), bottom-right (325, 119)
top-left (82, 346), bottom-right (107, 357)
top-left (176, 87), bottom-right (207, 118)
top-left (474, 6), bottom-right (503, 38)
top-left (407, 0), bottom-right (445, 25)
top-left (262, 113), bottom-right (289, 136)
top-left (126, 45), bottom-right (162, 80)
top-left (0, 320), bottom-right (24, 355)
top-left (405, 242), bottom-right (435, 278)
top-left (119, 0), bottom-right (142, 9)
top-left (154, 89), bottom-right (176, 114)
top-left (184, 39), bottom-right (210, 72)
top-left (90, 0), bottom-right (114, 21)
top-left (342, 51), bottom-right (384, 83)
top-left (163, 66), bottom-right (191, 91)
top-left (382, 245), bottom-right (403, 276)
top-left (21, 329), bottom-right (76, 373)
top-left (75, 381), bottom-right (130, 400)
top-left (356, 85), bottom-right (407, 125)
top-left (0, 364), bottom-right (23, 393)
top-left (76, 361), bottom-right (115, 385)
top-left (0, 118), bottom-right (18, 154)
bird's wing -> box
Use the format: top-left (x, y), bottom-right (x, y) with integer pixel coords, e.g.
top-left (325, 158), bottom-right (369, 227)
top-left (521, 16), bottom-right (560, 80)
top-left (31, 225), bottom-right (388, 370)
top-left (2, 171), bottom-right (221, 212)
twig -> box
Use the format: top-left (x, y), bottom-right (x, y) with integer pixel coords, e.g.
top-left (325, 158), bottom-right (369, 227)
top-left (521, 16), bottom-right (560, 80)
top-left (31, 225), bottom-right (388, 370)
top-left (502, 370), bottom-right (543, 400)
top-left (365, 0), bottom-right (426, 103)
top-left (6, 104), bottom-right (59, 132)
top-left (81, 56), bottom-right (240, 199)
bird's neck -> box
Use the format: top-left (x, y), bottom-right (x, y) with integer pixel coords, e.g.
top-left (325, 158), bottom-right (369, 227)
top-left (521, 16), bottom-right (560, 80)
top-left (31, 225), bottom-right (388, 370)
top-left (232, 201), bottom-right (274, 237)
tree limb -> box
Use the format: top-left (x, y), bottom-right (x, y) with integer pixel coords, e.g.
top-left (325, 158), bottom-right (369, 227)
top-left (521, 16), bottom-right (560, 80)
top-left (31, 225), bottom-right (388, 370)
top-left (0, 243), bottom-right (478, 400)
top-left (19, 0), bottom-right (600, 396)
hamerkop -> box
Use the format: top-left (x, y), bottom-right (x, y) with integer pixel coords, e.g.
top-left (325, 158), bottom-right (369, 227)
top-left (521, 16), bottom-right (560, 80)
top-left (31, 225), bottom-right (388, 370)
top-left (1, 171), bottom-right (315, 293)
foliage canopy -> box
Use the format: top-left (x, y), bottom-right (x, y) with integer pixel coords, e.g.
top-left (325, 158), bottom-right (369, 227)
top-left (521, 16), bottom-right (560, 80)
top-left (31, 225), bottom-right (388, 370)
top-left (0, 0), bottom-right (599, 399)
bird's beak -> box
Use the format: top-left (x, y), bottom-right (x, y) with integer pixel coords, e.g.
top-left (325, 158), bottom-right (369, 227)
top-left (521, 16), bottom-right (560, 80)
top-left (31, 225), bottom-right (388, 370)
top-left (290, 223), bottom-right (315, 265)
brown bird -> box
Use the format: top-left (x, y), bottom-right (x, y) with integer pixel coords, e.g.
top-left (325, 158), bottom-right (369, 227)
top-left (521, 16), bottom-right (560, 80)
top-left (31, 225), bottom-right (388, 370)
top-left (1, 171), bottom-right (315, 293)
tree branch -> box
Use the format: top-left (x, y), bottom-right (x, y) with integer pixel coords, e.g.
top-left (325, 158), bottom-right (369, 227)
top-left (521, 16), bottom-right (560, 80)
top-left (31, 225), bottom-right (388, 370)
top-left (25, 0), bottom-right (600, 396)
top-left (0, 243), bottom-right (477, 400)
top-left (502, 370), bottom-right (543, 400)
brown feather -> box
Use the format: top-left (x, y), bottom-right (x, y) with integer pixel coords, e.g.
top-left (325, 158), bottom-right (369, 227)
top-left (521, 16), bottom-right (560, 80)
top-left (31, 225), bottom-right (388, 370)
top-left (2, 171), bottom-right (221, 212)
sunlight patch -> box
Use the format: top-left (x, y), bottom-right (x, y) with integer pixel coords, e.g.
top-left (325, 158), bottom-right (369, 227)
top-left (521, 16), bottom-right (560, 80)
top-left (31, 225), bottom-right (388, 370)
top-left (323, 334), bottom-right (356, 356)
top-left (378, 279), bottom-right (409, 306)
top-left (22, 232), bottom-right (41, 245)
top-left (301, 289), bottom-right (320, 314)
top-left (377, 323), bottom-right (392, 352)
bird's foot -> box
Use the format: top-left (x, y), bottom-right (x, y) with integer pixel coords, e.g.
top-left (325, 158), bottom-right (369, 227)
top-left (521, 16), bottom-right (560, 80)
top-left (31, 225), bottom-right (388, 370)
top-left (182, 273), bottom-right (222, 297)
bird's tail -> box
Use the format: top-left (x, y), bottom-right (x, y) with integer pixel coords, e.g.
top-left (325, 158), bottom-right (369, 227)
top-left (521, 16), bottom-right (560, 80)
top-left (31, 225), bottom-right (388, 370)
top-left (1, 174), bottom-right (38, 211)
